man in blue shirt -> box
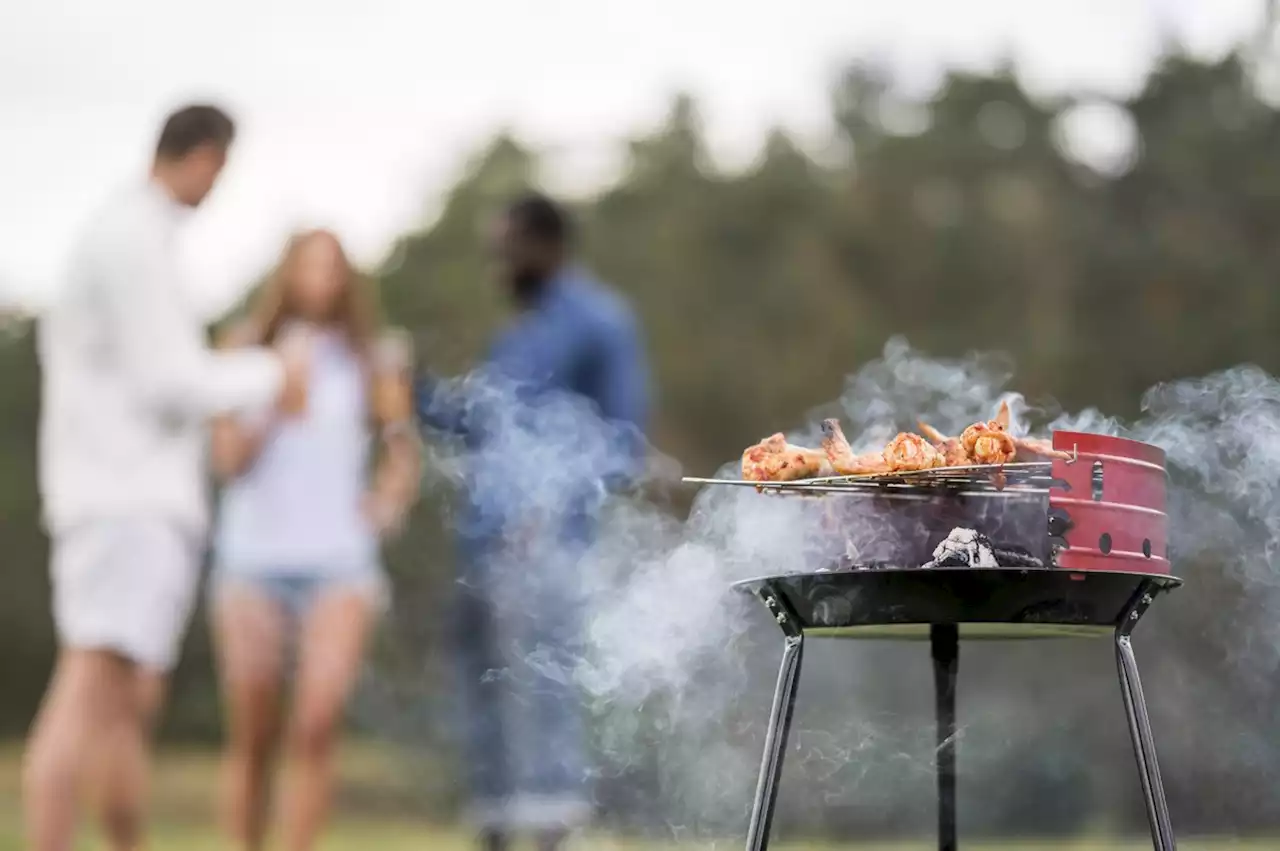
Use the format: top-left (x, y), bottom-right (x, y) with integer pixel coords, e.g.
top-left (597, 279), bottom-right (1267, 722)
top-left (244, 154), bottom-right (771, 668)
top-left (416, 194), bottom-right (648, 851)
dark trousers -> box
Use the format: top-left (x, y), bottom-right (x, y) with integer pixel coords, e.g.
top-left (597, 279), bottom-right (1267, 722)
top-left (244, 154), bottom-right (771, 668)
top-left (453, 537), bottom-right (591, 831)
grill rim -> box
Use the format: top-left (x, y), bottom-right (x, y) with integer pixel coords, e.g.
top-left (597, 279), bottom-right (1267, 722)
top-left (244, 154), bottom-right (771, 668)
top-left (733, 566), bottom-right (1183, 637)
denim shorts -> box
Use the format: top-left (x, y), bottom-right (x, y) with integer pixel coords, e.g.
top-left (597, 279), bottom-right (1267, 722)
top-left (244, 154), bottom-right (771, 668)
top-left (212, 568), bottom-right (388, 623)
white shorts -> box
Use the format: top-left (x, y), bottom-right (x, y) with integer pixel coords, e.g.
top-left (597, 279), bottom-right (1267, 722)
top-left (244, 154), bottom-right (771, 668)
top-left (50, 519), bottom-right (203, 672)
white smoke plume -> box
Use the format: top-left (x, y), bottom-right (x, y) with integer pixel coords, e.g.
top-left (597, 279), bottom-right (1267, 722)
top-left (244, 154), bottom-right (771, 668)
top-left (370, 337), bottom-right (1280, 838)
top-left (576, 338), bottom-right (1280, 832)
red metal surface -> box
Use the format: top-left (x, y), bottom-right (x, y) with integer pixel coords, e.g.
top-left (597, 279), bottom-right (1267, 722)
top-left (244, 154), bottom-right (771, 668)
top-left (1050, 431), bottom-right (1170, 575)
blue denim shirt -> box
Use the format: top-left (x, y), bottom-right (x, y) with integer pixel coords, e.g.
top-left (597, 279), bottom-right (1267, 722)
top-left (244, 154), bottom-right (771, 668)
top-left (416, 269), bottom-right (649, 554)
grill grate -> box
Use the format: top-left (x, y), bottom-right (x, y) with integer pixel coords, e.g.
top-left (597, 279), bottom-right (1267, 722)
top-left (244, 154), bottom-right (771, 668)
top-left (684, 455), bottom-right (1076, 498)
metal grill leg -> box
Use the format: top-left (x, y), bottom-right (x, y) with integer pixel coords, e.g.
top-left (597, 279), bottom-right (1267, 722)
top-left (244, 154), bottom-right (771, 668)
top-left (744, 633), bottom-right (805, 851)
top-left (1116, 632), bottom-right (1176, 850)
top-left (931, 624), bottom-right (959, 851)
top-left (1115, 581), bottom-right (1176, 850)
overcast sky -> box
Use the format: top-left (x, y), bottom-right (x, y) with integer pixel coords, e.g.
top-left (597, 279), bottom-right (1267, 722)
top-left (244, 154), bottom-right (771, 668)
top-left (0, 0), bottom-right (1264, 316)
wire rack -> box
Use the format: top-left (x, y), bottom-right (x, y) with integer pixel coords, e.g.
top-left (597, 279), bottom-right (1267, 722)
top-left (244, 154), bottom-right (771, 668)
top-left (684, 457), bottom-right (1073, 498)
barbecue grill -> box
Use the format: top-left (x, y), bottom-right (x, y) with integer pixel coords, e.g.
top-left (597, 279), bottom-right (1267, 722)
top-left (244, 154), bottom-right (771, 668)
top-left (686, 431), bottom-right (1180, 851)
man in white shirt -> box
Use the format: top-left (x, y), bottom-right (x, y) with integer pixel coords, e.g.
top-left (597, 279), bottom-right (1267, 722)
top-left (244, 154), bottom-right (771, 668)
top-left (26, 104), bottom-right (308, 851)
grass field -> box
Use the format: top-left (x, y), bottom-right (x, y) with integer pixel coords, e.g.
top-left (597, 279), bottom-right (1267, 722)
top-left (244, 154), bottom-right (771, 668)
top-left (0, 743), bottom-right (1271, 851)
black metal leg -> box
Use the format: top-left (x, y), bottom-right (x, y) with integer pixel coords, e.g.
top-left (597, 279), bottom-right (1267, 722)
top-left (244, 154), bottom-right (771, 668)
top-left (744, 632), bottom-right (805, 851)
top-left (931, 624), bottom-right (959, 851)
top-left (1116, 584), bottom-right (1176, 850)
top-left (1116, 633), bottom-right (1176, 849)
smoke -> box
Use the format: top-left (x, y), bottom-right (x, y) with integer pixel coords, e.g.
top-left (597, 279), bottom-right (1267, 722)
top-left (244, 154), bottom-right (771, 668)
top-left (1050, 365), bottom-right (1280, 594)
top-left (1089, 366), bottom-right (1280, 663)
top-left (581, 339), bottom-right (1047, 698)
top-left (833, 336), bottom-right (1022, 445)
top-left (383, 336), bottom-right (1280, 837)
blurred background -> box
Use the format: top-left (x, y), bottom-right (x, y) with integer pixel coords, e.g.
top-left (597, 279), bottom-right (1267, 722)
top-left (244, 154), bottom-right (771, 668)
top-left (5, 1), bottom-right (1280, 849)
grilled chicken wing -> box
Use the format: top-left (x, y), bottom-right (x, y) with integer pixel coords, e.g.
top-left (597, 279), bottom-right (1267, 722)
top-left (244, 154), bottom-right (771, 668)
top-left (885, 432), bottom-right (943, 471)
top-left (960, 421), bottom-right (1017, 465)
top-left (916, 422), bottom-right (947, 444)
top-left (917, 421), bottom-right (970, 467)
top-left (820, 419), bottom-right (892, 476)
top-left (921, 407), bottom-right (1016, 467)
top-left (741, 433), bottom-right (831, 482)
top-left (985, 400), bottom-right (1072, 460)
top-left (993, 399), bottom-right (1012, 429)
top-left (955, 400), bottom-right (1016, 465)
top-left (1010, 436), bottom-right (1072, 461)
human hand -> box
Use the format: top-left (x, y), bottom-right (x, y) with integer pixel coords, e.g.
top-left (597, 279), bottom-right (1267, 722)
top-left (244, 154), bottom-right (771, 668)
top-left (372, 329), bottom-right (414, 424)
top-left (275, 327), bottom-right (313, 416)
top-left (215, 318), bottom-right (259, 350)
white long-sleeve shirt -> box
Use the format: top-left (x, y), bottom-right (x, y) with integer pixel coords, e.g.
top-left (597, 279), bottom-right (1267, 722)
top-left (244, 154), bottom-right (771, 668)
top-left (38, 179), bottom-right (285, 534)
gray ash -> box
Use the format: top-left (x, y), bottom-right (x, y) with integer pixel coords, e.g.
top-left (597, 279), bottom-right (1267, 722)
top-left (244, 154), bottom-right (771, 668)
top-left (921, 527), bottom-right (1045, 569)
top-left (924, 527), bottom-right (999, 568)
top-left (816, 558), bottom-right (899, 573)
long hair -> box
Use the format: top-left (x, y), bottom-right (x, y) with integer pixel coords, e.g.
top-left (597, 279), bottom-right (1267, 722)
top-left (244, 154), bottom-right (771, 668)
top-left (244, 229), bottom-right (380, 355)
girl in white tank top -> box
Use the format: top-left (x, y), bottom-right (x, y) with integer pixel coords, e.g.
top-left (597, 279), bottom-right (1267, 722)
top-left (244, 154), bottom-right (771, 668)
top-left (209, 230), bottom-right (420, 851)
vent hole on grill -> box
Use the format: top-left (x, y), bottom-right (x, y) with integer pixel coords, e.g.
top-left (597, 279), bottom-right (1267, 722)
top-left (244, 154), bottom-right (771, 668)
top-left (1099, 533), bottom-right (1113, 554)
top-left (1091, 461), bottom-right (1104, 501)
top-left (1142, 538), bottom-right (1152, 558)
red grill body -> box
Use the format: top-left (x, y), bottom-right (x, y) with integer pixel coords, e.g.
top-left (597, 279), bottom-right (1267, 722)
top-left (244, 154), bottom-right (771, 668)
top-left (1050, 430), bottom-right (1170, 576)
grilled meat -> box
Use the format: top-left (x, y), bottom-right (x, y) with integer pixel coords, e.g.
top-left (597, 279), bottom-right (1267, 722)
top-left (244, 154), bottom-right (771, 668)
top-left (820, 419), bottom-right (892, 476)
top-left (745, 398), bottom-right (1067, 484)
top-left (1010, 436), bottom-right (1072, 461)
top-left (918, 421), bottom-right (970, 467)
top-left (741, 433), bottom-right (831, 482)
top-left (885, 431), bottom-right (943, 471)
top-left (977, 401), bottom-right (1071, 461)
top-left (918, 421), bottom-right (976, 467)
top-left (993, 399), bottom-right (1012, 429)
top-left (953, 400), bottom-right (1016, 465)
top-left (921, 402), bottom-right (1017, 466)
top-left (961, 421), bottom-right (1017, 465)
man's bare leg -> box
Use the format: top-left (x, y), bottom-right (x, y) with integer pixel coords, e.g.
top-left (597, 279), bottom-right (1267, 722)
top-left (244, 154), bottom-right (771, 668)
top-left (23, 649), bottom-right (137, 851)
top-left (94, 670), bottom-right (167, 851)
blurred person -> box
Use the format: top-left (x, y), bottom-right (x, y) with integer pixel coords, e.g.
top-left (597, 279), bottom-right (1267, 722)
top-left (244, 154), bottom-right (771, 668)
top-left (416, 193), bottom-right (649, 851)
top-left (209, 230), bottom-right (421, 851)
top-left (29, 105), bottom-right (309, 851)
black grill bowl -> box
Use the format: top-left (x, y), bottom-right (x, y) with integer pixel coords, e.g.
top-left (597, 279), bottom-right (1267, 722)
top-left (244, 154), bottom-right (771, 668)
top-left (733, 567), bottom-right (1182, 640)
